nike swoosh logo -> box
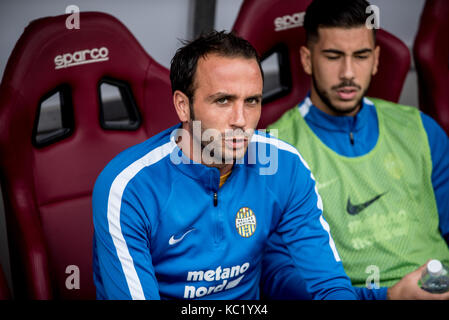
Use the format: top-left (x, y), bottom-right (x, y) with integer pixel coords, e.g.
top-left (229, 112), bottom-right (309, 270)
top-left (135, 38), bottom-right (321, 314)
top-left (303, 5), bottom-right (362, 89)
top-left (168, 228), bottom-right (195, 245)
top-left (346, 193), bottom-right (386, 215)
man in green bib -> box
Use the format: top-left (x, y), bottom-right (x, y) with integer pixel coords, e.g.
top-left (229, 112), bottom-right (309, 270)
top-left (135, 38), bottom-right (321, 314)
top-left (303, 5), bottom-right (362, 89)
top-left (262, 0), bottom-right (449, 300)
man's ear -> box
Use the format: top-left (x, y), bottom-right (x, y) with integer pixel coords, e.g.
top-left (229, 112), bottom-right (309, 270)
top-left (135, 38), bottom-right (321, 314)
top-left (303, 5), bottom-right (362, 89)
top-left (173, 90), bottom-right (191, 122)
top-left (372, 45), bottom-right (380, 76)
top-left (300, 45), bottom-right (312, 76)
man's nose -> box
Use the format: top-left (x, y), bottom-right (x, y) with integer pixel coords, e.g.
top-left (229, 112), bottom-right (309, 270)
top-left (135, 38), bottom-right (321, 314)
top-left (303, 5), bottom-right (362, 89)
top-left (229, 101), bottom-right (246, 128)
top-left (340, 56), bottom-right (355, 80)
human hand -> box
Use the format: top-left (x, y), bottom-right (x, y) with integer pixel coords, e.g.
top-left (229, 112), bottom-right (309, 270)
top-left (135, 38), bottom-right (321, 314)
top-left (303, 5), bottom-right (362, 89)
top-left (387, 261), bottom-right (449, 300)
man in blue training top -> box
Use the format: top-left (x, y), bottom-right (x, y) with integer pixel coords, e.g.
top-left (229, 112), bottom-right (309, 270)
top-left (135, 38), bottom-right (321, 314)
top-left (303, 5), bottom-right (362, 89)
top-left (263, 0), bottom-right (449, 300)
top-left (92, 31), bottom-right (357, 299)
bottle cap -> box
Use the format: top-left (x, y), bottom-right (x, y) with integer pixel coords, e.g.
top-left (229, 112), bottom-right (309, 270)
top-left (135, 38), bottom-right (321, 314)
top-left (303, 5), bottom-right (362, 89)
top-left (427, 259), bottom-right (443, 276)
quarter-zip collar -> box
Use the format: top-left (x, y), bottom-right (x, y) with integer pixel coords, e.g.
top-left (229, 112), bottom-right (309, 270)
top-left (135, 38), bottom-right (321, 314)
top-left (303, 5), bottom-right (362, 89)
top-left (169, 141), bottom-right (221, 193)
top-left (297, 93), bottom-right (379, 156)
top-left (298, 94), bottom-right (372, 134)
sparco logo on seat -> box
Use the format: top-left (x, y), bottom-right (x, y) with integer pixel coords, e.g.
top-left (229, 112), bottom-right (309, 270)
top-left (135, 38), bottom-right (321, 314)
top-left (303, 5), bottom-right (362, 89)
top-left (274, 12), bottom-right (305, 31)
top-left (54, 47), bottom-right (109, 69)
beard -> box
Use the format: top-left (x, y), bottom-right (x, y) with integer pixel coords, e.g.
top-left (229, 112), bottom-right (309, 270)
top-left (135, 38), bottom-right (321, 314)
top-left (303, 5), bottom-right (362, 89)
top-left (311, 72), bottom-right (370, 116)
top-left (188, 108), bottom-right (250, 166)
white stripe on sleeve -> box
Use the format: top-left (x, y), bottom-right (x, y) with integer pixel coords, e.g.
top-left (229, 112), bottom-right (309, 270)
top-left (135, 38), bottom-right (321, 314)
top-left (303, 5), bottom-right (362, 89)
top-left (107, 140), bottom-right (176, 300)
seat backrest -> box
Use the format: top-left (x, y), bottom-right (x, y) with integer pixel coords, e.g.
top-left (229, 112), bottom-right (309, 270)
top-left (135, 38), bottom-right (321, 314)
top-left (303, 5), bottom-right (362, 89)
top-left (232, 0), bottom-right (411, 128)
top-left (0, 12), bottom-right (177, 299)
top-left (413, 0), bottom-right (449, 135)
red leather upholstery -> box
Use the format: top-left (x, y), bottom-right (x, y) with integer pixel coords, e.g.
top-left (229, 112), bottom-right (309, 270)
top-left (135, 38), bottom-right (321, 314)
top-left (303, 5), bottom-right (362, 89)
top-left (0, 265), bottom-right (11, 300)
top-left (413, 0), bottom-right (449, 135)
top-left (0, 12), bottom-right (177, 299)
top-left (232, 0), bottom-right (411, 128)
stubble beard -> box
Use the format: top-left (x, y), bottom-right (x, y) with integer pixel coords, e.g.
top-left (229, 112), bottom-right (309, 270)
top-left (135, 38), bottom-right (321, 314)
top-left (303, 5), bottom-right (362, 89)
top-left (311, 72), bottom-right (370, 116)
top-left (188, 105), bottom-right (247, 167)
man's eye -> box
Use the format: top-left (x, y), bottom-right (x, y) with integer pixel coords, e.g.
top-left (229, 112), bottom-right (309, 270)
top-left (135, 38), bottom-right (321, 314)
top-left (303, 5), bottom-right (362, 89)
top-left (216, 97), bottom-right (228, 104)
top-left (325, 55), bottom-right (340, 60)
top-left (246, 98), bottom-right (260, 105)
top-left (355, 55), bottom-right (369, 60)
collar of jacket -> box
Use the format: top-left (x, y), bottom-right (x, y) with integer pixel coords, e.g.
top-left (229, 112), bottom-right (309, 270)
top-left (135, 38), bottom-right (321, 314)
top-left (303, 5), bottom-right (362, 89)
top-left (300, 93), bottom-right (372, 134)
top-left (168, 124), bottom-right (243, 193)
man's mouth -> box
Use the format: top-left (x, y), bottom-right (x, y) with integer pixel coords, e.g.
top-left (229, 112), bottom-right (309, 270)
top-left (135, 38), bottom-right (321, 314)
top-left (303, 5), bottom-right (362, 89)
top-left (336, 86), bottom-right (358, 100)
top-left (224, 137), bottom-right (247, 149)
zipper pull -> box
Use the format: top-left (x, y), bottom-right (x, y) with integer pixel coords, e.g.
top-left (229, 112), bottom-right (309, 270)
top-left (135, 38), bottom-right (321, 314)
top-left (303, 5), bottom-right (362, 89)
top-left (349, 132), bottom-right (354, 145)
top-left (213, 192), bottom-right (218, 207)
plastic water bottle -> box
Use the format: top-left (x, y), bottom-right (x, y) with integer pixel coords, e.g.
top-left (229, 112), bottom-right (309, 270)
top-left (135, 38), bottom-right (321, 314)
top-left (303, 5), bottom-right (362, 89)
top-left (419, 259), bottom-right (449, 294)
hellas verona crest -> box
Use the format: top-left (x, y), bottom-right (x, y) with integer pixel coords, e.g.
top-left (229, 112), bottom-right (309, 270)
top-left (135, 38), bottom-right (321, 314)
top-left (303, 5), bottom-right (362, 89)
top-left (235, 207), bottom-right (256, 238)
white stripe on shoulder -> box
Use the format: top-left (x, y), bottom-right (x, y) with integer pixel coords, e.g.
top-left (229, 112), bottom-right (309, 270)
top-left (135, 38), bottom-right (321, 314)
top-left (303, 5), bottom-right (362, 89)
top-left (298, 96), bottom-right (312, 117)
top-left (107, 139), bottom-right (176, 300)
top-left (251, 133), bottom-right (310, 170)
top-left (251, 133), bottom-right (299, 157)
top-left (363, 97), bottom-right (375, 106)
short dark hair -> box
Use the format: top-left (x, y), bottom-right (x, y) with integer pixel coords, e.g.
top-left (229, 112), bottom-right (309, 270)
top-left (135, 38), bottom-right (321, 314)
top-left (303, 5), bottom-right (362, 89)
top-left (170, 30), bottom-right (263, 103)
top-left (304, 0), bottom-right (376, 45)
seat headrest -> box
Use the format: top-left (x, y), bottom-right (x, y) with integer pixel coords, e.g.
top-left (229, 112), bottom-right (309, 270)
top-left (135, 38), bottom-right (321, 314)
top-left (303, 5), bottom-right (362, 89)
top-left (233, 0), bottom-right (311, 55)
top-left (2, 12), bottom-right (155, 97)
top-left (0, 11), bottom-right (177, 205)
top-left (233, 0), bottom-right (311, 128)
top-left (0, 11), bottom-right (177, 150)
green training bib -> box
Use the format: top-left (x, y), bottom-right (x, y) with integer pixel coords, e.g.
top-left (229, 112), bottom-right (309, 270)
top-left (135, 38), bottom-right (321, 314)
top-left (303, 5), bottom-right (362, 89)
top-left (269, 98), bottom-right (449, 287)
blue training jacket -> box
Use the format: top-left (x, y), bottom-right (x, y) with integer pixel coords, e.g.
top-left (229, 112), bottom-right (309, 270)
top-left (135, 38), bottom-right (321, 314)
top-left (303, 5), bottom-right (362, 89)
top-left (262, 95), bottom-right (449, 300)
top-left (92, 123), bottom-right (357, 300)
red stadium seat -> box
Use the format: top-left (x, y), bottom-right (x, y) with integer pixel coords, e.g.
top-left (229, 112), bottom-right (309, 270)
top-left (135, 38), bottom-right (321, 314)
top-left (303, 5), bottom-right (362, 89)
top-left (232, 0), bottom-right (411, 128)
top-left (413, 0), bottom-right (449, 135)
top-left (0, 12), bottom-right (177, 299)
